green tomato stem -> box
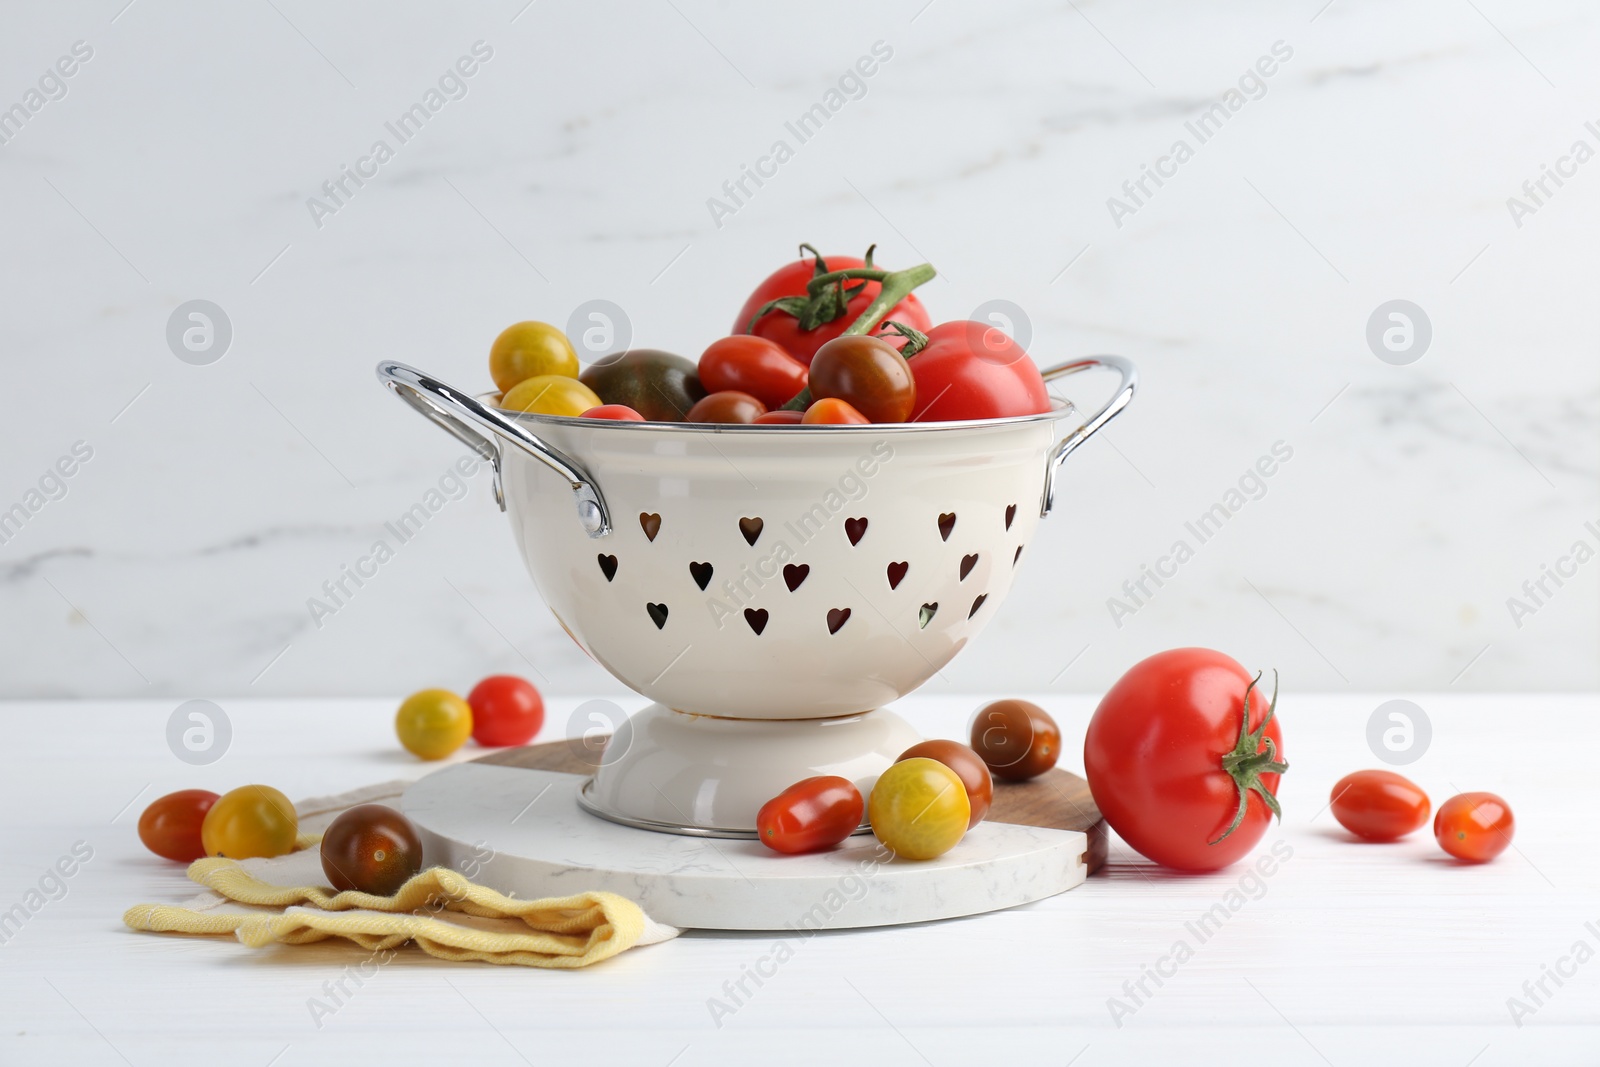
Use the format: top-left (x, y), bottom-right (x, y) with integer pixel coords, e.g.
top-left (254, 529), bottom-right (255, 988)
top-left (780, 262), bottom-right (936, 412)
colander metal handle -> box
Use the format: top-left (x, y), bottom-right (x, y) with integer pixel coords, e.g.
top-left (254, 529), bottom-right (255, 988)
top-left (1037, 354), bottom-right (1138, 517)
top-left (374, 361), bottom-right (611, 538)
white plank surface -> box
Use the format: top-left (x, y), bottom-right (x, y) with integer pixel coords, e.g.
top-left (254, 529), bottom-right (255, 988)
top-left (1, 692), bottom-right (1596, 1066)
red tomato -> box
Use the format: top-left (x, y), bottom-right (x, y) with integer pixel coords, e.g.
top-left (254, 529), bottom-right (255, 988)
top-left (899, 740), bottom-right (993, 827)
top-left (686, 390), bottom-right (767, 424)
top-left (753, 409), bottom-right (806, 425)
top-left (1434, 792), bottom-right (1514, 863)
top-left (802, 398), bottom-right (869, 425)
top-left (581, 404), bottom-right (645, 421)
top-left (1083, 648), bottom-right (1287, 871)
top-left (908, 321), bottom-right (1051, 422)
top-left (734, 253), bottom-right (932, 366)
top-left (1329, 770), bottom-right (1430, 841)
top-left (698, 336), bottom-right (809, 409)
top-left (467, 675), bottom-right (544, 747)
top-left (757, 776), bottom-right (864, 854)
top-left (138, 789), bottom-right (220, 862)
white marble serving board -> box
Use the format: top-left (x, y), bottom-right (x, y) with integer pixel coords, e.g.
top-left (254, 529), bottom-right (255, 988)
top-left (402, 763), bottom-right (1087, 931)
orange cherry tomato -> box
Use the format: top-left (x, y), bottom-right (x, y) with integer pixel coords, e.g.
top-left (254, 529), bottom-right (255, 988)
top-left (809, 335), bottom-right (915, 423)
top-left (1434, 792), bottom-right (1515, 863)
top-left (699, 335), bottom-right (809, 409)
top-left (802, 398), bottom-right (870, 425)
top-left (581, 404), bottom-right (646, 421)
top-left (898, 740), bottom-right (992, 828)
top-left (757, 776), bottom-right (864, 854)
top-left (1329, 770), bottom-right (1430, 842)
top-left (201, 785), bottom-right (298, 860)
top-left (686, 390), bottom-right (767, 424)
top-left (138, 789), bottom-right (220, 862)
top-left (753, 409), bottom-right (806, 425)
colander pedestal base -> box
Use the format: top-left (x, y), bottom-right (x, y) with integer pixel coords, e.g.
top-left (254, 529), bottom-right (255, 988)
top-left (578, 702), bottom-right (923, 836)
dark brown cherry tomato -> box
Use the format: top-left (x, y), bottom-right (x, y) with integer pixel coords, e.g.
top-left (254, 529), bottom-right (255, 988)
top-left (138, 789), bottom-right (220, 862)
top-left (970, 699), bottom-right (1061, 782)
top-left (756, 776), bottom-right (864, 854)
top-left (579, 349), bottom-right (705, 421)
top-left (686, 390), bottom-right (767, 424)
top-left (1434, 792), bottom-right (1514, 863)
top-left (467, 674), bottom-right (544, 747)
top-left (898, 740), bottom-right (993, 828)
top-left (320, 804), bottom-right (424, 896)
top-left (699, 335), bottom-right (809, 409)
top-left (809, 335), bottom-right (915, 423)
top-left (801, 397), bottom-right (870, 425)
top-left (581, 404), bottom-right (645, 421)
top-left (753, 409), bottom-right (806, 425)
top-left (1330, 770), bottom-right (1430, 842)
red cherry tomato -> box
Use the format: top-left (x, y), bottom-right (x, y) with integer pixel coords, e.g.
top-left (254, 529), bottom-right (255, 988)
top-left (138, 789), bottom-right (220, 862)
top-left (734, 252), bottom-right (932, 366)
top-left (1084, 649), bottom-right (1287, 872)
top-left (899, 740), bottom-right (993, 827)
top-left (1434, 792), bottom-right (1514, 863)
top-left (810, 335), bottom-right (915, 423)
top-left (908, 321), bottom-right (1051, 422)
top-left (1329, 770), bottom-right (1430, 842)
top-left (467, 675), bottom-right (545, 747)
top-left (969, 699), bottom-right (1060, 782)
top-left (753, 409), bottom-right (806, 425)
top-left (686, 390), bottom-right (767, 424)
top-left (802, 398), bottom-right (870, 425)
top-left (757, 776), bottom-right (864, 854)
top-left (581, 404), bottom-right (646, 421)
top-left (698, 336), bottom-right (809, 409)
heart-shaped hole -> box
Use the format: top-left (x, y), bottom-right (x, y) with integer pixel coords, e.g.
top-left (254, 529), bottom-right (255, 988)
top-left (827, 607), bottom-right (851, 634)
top-left (739, 517), bottom-right (764, 546)
top-left (646, 603), bottom-right (668, 629)
top-left (1013, 545), bottom-right (1023, 566)
top-left (938, 513), bottom-right (956, 541)
top-left (597, 554), bottom-right (618, 582)
top-left (845, 517), bottom-right (868, 545)
top-left (960, 553), bottom-right (979, 581)
top-left (968, 594), bottom-right (988, 618)
top-left (1005, 504), bottom-right (1017, 530)
top-left (689, 561), bottom-right (713, 591)
top-left (919, 603), bottom-right (938, 629)
top-left (783, 563), bottom-right (809, 592)
top-left (887, 561), bottom-right (909, 590)
top-left (640, 513), bottom-right (661, 541)
top-left (744, 607), bottom-right (769, 635)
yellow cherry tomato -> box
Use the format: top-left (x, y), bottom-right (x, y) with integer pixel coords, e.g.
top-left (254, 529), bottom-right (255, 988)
top-left (500, 374), bottom-right (603, 418)
top-left (395, 688), bottom-right (473, 760)
top-left (489, 321), bottom-right (580, 393)
top-left (200, 785), bottom-right (299, 860)
top-left (868, 757), bottom-right (970, 860)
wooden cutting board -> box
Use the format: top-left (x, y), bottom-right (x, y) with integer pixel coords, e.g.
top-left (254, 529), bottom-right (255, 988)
top-left (474, 740), bottom-right (1107, 874)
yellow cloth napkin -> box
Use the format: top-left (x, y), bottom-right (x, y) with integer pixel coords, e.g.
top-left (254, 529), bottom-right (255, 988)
top-left (124, 781), bottom-right (679, 968)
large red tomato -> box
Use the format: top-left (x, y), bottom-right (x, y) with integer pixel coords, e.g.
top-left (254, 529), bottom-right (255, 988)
top-left (733, 252), bottom-right (931, 366)
top-left (1084, 648), bottom-right (1286, 871)
top-left (908, 321), bottom-right (1051, 422)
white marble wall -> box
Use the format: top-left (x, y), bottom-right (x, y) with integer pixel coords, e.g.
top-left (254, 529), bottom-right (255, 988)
top-left (1, 0), bottom-right (1594, 698)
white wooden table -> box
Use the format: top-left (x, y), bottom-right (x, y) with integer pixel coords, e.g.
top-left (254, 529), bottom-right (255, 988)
top-left (2, 693), bottom-right (1595, 1065)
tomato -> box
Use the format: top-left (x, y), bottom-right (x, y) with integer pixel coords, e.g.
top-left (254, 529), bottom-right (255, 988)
top-left (869, 758), bottom-right (969, 860)
top-left (908, 321), bottom-right (1051, 422)
top-left (320, 804), bottom-right (424, 895)
top-left (686, 390), bottom-right (767, 424)
top-left (582, 404), bottom-right (645, 421)
top-left (809, 335), bottom-right (915, 423)
top-left (488, 321), bottom-right (579, 393)
top-left (1084, 649), bottom-right (1286, 872)
top-left (201, 785), bottom-right (298, 860)
top-left (898, 740), bottom-right (992, 827)
top-left (756, 776), bottom-right (864, 855)
top-left (138, 789), bottom-right (219, 862)
top-left (969, 699), bottom-right (1060, 782)
top-left (699, 335), bottom-right (809, 409)
top-left (580, 350), bottom-right (706, 422)
top-left (468, 675), bottom-right (544, 747)
top-left (1434, 792), bottom-right (1514, 863)
top-left (500, 374), bottom-right (603, 417)
top-left (734, 251), bottom-right (932, 366)
top-left (753, 409), bottom-right (806, 425)
top-left (1329, 770), bottom-right (1430, 842)
top-left (802, 398), bottom-right (869, 425)
top-left (395, 689), bottom-right (473, 760)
